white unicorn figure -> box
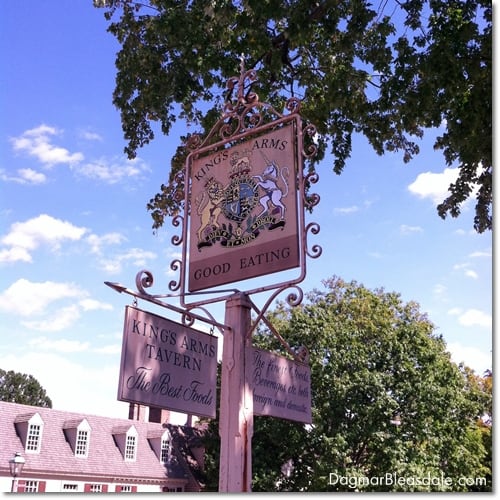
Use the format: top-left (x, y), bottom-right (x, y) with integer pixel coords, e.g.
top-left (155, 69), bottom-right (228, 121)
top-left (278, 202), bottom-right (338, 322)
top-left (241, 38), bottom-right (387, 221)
top-left (252, 161), bottom-right (290, 219)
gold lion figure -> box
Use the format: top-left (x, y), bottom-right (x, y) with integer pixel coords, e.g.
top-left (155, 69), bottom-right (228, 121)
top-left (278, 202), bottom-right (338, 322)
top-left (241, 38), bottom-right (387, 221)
top-left (195, 177), bottom-right (225, 242)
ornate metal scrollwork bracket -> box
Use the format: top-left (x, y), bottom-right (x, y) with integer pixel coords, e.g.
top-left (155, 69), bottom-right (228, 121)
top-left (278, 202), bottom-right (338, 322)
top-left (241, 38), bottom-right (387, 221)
top-left (106, 60), bottom-right (322, 348)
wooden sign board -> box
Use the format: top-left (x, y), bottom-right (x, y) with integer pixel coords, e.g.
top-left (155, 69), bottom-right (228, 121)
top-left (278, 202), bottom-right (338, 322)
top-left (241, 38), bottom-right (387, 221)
top-left (188, 122), bottom-right (300, 292)
top-left (117, 306), bottom-right (218, 418)
top-left (246, 347), bottom-right (312, 424)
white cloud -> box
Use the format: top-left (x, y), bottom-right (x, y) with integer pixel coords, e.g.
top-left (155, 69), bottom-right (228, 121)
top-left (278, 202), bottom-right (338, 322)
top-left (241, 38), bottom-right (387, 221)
top-left (93, 344), bottom-right (122, 355)
top-left (0, 351), bottom-right (127, 418)
top-left (0, 279), bottom-right (86, 316)
top-left (22, 304), bottom-right (82, 332)
top-left (99, 258), bottom-right (123, 274)
top-left (0, 246), bottom-right (32, 263)
top-left (79, 129), bottom-right (103, 142)
top-left (19, 168), bottom-right (47, 183)
top-left (0, 214), bottom-right (88, 263)
top-left (75, 156), bottom-right (151, 184)
top-left (97, 248), bottom-right (157, 274)
top-left (447, 342), bottom-right (491, 374)
top-left (453, 262), bottom-right (479, 280)
top-left (0, 167), bottom-right (47, 184)
top-left (28, 336), bottom-right (90, 353)
top-left (10, 124), bottom-right (84, 167)
top-left (23, 168), bottom-right (47, 182)
top-left (432, 283), bottom-right (447, 298)
top-left (121, 248), bottom-right (157, 265)
top-left (0, 279), bottom-right (113, 331)
top-left (86, 232), bottom-right (127, 254)
top-left (334, 205), bottom-right (359, 215)
top-left (165, 248), bottom-right (183, 261)
top-left (400, 224), bottom-right (423, 235)
top-left (464, 269), bottom-right (478, 279)
top-left (448, 307), bottom-right (491, 328)
top-left (164, 249), bottom-right (183, 276)
top-left (9, 125), bottom-right (150, 186)
top-left (79, 298), bottom-right (113, 311)
top-left (469, 249), bottom-right (492, 258)
top-left (407, 167), bottom-right (459, 204)
top-left (457, 309), bottom-right (491, 328)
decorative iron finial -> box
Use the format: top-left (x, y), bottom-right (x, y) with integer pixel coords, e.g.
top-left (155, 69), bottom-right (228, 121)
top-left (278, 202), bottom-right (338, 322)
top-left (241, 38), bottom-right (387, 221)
top-left (226, 54), bottom-right (258, 107)
top-left (237, 54), bottom-right (246, 103)
top-left (239, 53), bottom-right (245, 75)
top-left (186, 55), bottom-right (305, 151)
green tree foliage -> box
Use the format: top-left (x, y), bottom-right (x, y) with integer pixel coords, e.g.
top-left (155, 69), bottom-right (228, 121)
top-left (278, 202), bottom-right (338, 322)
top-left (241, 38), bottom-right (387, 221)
top-left (201, 277), bottom-right (491, 491)
top-left (94, 0), bottom-right (491, 233)
top-left (0, 369), bottom-right (53, 408)
top-left (462, 368), bottom-right (492, 491)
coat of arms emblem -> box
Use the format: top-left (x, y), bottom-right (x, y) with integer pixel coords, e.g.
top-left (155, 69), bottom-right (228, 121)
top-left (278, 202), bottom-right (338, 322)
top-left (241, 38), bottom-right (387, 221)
top-left (195, 150), bottom-right (290, 250)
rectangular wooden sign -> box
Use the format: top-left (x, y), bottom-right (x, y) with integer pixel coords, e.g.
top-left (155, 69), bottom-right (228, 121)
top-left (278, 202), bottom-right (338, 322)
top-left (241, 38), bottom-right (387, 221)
top-left (117, 306), bottom-right (218, 418)
top-left (188, 122), bottom-right (300, 291)
top-left (246, 347), bottom-right (312, 424)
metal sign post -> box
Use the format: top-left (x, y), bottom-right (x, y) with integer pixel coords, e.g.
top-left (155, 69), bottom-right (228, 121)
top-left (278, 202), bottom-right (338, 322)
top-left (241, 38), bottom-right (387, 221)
top-left (106, 60), bottom-right (321, 493)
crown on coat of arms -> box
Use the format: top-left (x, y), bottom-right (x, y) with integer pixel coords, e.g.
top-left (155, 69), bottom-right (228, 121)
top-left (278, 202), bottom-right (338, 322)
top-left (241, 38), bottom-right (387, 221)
top-left (229, 151), bottom-right (252, 178)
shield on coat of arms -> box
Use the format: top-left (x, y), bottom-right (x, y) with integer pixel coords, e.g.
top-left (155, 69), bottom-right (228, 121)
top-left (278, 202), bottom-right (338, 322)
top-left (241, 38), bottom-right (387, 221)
top-left (222, 175), bottom-right (259, 222)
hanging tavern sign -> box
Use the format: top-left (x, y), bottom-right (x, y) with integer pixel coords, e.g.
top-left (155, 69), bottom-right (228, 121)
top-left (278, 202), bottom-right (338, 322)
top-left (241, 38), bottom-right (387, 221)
top-left (117, 306), bottom-right (218, 418)
top-left (162, 64), bottom-right (321, 302)
top-left (188, 123), bottom-right (300, 292)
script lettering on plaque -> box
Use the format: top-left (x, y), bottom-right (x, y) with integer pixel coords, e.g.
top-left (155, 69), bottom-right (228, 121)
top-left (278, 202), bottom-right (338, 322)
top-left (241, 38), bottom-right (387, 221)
top-left (246, 347), bottom-right (312, 424)
top-left (117, 306), bottom-right (218, 418)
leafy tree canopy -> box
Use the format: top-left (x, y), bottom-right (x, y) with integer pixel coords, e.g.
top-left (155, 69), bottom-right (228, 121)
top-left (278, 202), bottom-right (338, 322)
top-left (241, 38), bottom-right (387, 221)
top-left (0, 369), bottom-right (53, 408)
top-left (94, 0), bottom-right (491, 233)
top-left (201, 277), bottom-right (491, 491)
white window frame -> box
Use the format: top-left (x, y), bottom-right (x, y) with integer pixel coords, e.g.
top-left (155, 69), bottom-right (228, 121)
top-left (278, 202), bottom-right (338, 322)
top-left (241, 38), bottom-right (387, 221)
top-left (160, 436), bottom-right (171, 464)
top-left (26, 422), bottom-right (42, 453)
top-left (63, 483), bottom-right (79, 492)
top-left (24, 480), bottom-right (39, 492)
top-left (125, 434), bottom-right (137, 461)
top-left (75, 428), bottom-right (90, 457)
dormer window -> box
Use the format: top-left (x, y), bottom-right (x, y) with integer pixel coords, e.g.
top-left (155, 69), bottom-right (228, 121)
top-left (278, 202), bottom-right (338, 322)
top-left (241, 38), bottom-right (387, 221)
top-left (76, 429), bottom-right (90, 456)
top-left (14, 412), bottom-right (44, 454)
top-left (160, 435), bottom-right (171, 464)
top-left (27, 422), bottom-right (42, 452)
top-left (125, 434), bottom-right (137, 461)
top-left (112, 425), bottom-right (138, 462)
top-left (147, 429), bottom-right (171, 464)
top-left (63, 418), bottom-right (91, 458)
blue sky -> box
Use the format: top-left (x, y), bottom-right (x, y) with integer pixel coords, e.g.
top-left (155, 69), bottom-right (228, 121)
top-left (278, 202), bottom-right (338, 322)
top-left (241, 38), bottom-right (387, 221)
top-left (0, 1), bottom-right (492, 422)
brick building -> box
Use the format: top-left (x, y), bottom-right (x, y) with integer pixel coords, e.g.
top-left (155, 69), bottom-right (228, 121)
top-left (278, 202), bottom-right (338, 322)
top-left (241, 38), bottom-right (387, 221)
top-left (0, 401), bottom-right (207, 493)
